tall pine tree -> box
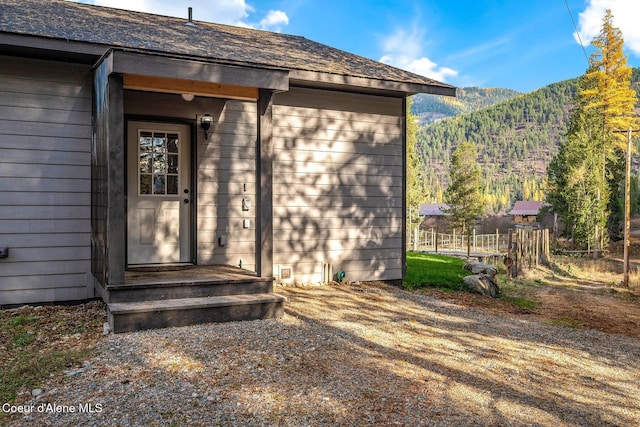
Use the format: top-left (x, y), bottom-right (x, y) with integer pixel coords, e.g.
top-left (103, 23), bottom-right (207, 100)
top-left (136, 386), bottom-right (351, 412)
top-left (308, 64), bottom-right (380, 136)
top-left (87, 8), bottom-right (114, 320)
top-left (580, 9), bottom-right (638, 240)
top-left (547, 9), bottom-right (637, 246)
top-left (443, 141), bottom-right (483, 233)
top-left (406, 98), bottom-right (424, 228)
top-left (547, 74), bottom-right (608, 248)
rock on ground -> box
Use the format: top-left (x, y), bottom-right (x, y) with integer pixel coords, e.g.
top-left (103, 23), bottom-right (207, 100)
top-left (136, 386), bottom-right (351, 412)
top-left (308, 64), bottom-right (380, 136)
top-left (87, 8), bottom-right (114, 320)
top-left (464, 273), bottom-right (500, 298)
top-left (464, 261), bottom-right (498, 278)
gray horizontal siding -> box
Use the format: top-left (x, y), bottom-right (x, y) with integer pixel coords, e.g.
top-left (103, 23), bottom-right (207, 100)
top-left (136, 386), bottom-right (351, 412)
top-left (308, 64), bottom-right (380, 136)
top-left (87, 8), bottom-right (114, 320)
top-left (0, 134), bottom-right (93, 152)
top-left (0, 90), bottom-right (92, 112)
top-left (0, 219), bottom-right (91, 234)
top-left (1, 260), bottom-right (90, 277)
top-left (274, 149), bottom-right (403, 167)
top-left (272, 183), bottom-right (401, 198)
top-left (0, 206), bottom-right (91, 220)
top-left (1, 286), bottom-right (91, 306)
top-left (274, 258), bottom-right (402, 283)
top-left (0, 192), bottom-right (89, 205)
top-left (274, 172), bottom-right (398, 188)
top-left (1, 274), bottom-right (90, 291)
top-left (1, 233), bottom-right (90, 247)
top-left (0, 105), bottom-right (90, 126)
top-left (0, 56), bottom-right (93, 305)
top-left (272, 87), bottom-right (404, 283)
top-left (1, 177), bottom-right (90, 193)
top-left (195, 100), bottom-right (257, 268)
top-left (0, 163), bottom-right (91, 179)
top-left (0, 148), bottom-right (90, 165)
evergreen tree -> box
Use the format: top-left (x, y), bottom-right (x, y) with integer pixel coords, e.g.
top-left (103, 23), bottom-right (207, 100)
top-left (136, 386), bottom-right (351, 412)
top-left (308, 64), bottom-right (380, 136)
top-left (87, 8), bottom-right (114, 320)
top-left (547, 79), bottom-right (608, 248)
top-left (580, 9), bottom-right (638, 240)
top-left (443, 141), bottom-right (484, 232)
top-left (406, 98), bottom-right (424, 226)
top-left (581, 10), bottom-right (638, 149)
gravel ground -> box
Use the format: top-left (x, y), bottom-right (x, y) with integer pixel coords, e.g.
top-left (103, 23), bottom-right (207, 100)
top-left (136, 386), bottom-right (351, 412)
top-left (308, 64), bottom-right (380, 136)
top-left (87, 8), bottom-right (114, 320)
top-left (6, 282), bottom-right (640, 426)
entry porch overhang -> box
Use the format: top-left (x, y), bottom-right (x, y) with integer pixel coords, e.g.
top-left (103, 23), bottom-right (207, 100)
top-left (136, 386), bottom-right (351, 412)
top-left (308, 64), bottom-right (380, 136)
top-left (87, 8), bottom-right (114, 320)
top-left (91, 49), bottom-right (283, 291)
top-left (98, 49), bottom-right (290, 100)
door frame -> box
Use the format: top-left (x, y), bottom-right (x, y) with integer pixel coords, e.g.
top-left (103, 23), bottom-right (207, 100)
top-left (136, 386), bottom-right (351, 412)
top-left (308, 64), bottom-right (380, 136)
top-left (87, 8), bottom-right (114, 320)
top-left (124, 115), bottom-right (197, 266)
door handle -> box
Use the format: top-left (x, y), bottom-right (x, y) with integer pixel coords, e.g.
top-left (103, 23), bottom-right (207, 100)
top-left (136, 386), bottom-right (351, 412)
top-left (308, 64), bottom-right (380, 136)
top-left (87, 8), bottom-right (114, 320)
top-left (184, 198), bottom-right (190, 204)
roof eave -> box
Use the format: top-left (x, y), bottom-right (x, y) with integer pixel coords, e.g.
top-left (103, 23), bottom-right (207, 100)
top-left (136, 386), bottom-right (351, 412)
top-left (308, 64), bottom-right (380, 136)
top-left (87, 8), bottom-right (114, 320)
top-left (289, 70), bottom-right (457, 97)
top-left (0, 32), bottom-right (457, 97)
top-left (0, 32), bottom-right (107, 63)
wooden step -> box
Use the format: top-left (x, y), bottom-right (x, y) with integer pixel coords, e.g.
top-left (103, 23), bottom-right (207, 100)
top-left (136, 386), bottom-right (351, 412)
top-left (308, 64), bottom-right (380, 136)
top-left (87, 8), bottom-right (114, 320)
top-left (106, 278), bottom-right (274, 303)
top-left (107, 293), bottom-right (286, 333)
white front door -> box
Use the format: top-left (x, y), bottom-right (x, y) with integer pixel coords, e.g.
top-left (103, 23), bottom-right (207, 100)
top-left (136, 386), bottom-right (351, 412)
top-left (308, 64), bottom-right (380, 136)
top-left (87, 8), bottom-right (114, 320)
top-left (127, 121), bottom-right (191, 265)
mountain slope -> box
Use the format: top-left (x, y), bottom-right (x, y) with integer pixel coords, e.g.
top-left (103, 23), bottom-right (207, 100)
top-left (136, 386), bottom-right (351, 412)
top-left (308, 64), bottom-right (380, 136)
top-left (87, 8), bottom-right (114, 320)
top-left (411, 87), bottom-right (521, 125)
top-left (417, 79), bottom-right (579, 213)
top-left (417, 69), bottom-right (640, 214)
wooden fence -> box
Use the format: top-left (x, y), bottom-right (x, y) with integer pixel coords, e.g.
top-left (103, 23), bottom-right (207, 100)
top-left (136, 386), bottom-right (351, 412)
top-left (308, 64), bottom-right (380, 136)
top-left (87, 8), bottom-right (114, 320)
top-left (407, 226), bottom-right (550, 277)
top-left (408, 228), bottom-right (508, 254)
top-left (505, 227), bottom-right (550, 277)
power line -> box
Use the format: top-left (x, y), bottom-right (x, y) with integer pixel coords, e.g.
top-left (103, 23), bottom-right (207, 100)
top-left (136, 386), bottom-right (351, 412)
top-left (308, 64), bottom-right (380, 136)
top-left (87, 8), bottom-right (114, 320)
top-left (564, 0), bottom-right (590, 65)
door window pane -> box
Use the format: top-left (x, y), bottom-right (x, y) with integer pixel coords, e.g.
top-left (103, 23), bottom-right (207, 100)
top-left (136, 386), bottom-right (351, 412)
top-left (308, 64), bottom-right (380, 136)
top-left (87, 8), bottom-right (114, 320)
top-left (154, 175), bottom-right (166, 195)
top-left (153, 154), bottom-right (167, 174)
top-left (167, 134), bottom-right (179, 153)
top-left (138, 130), bottom-right (181, 196)
top-left (168, 154), bottom-right (178, 174)
top-left (140, 174), bottom-right (152, 194)
top-left (167, 175), bottom-right (178, 195)
top-left (140, 132), bottom-right (153, 152)
top-left (153, 133), bottom-right (166, 152)
top-left (139, 153), bottom-right (152, 173)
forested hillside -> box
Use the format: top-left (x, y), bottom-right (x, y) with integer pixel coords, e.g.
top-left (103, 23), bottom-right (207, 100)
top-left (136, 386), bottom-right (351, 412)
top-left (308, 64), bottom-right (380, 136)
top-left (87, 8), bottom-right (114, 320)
top-left (411, 87), bottom-right (521, 125)
top-left (415, 68), bottom-right (640, 214)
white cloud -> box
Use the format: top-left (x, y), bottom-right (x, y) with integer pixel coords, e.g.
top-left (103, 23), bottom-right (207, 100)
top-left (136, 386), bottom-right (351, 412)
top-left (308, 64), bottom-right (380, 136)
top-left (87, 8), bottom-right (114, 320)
top-left (575, 0), bottom-right (640, 55)
top-left (259, 10), bottom-right (289, 31)
top-left (378, 27), bottom-right (458, 82)
top-left (70, 0), bottom-right (288, 32)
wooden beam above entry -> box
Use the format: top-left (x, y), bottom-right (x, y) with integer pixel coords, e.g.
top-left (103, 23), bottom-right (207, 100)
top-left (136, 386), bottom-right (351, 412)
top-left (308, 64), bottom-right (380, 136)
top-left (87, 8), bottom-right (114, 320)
top-left (123, 74), bottom-right (259, 101)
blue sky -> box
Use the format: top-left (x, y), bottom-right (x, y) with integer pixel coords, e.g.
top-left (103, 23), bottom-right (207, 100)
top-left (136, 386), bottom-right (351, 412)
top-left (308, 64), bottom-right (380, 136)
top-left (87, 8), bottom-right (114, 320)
top-left (70, 0), bottom-right (640, 93)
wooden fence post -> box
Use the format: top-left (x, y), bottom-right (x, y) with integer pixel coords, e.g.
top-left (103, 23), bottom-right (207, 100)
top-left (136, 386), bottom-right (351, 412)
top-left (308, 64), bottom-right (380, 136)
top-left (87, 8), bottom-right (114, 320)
top-left (453, 228), bottom-right (456, 251)
top-left (507, 229), bottom-right (514, 279)
top-left (516, 228), bottom-right (522, 275)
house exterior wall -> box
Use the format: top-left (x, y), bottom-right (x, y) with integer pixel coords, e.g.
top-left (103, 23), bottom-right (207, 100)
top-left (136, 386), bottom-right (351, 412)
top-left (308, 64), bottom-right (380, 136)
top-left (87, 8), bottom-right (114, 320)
top-left (123, 91), bottom-right (257, 271)
top-left (196, 100), bottom-right (257, 270)
top-left (0, 56), bottom-right (93, 305)
top-left (272, 87), bottom-right (404, 283)
top-left (514, 214), bottom-right (537, 224)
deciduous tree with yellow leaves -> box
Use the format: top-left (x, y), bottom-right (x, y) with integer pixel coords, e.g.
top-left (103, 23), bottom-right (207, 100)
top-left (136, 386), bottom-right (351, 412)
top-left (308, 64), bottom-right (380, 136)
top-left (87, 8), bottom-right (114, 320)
top-left (547, 9), bottom-right (638, 246)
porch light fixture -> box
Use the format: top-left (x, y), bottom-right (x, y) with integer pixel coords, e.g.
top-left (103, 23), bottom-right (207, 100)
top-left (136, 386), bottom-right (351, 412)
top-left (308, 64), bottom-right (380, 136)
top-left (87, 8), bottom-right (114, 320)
top-left (201, 114), bottom-right (213, 139)
top-left (181, 93), bottom-right (195, 102)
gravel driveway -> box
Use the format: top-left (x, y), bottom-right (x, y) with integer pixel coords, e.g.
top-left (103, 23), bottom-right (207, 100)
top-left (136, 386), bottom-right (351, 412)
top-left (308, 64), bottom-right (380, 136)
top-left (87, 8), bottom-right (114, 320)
top-left (8, 282), bottom-right (640, 426)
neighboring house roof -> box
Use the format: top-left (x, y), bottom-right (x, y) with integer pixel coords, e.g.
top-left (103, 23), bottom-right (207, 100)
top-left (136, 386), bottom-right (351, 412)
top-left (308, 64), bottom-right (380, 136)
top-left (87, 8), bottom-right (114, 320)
top-left (419, 203), bottom-right (449, 216)
top-left (508, 201), bottom-right (545, 216)
top-left (0, 0), bottom-right (456, 96)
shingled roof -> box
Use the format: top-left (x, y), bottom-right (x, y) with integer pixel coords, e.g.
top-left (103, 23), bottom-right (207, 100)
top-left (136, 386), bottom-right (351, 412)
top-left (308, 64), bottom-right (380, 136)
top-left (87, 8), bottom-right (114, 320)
top-left (0, 0), bottom-right (456, 96)
top-left (508, 201), bottom-right (546, 216)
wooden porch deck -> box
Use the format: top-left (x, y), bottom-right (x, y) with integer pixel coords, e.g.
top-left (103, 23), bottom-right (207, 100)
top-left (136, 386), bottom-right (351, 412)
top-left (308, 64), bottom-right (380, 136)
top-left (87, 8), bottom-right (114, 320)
top-left (122, 264), bottom-right (264, 287)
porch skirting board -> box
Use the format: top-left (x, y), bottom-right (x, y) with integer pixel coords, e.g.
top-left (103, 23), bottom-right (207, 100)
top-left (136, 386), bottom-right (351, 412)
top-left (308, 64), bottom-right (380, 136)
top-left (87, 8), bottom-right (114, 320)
top-left (108, 293), bottom-right (286, 333)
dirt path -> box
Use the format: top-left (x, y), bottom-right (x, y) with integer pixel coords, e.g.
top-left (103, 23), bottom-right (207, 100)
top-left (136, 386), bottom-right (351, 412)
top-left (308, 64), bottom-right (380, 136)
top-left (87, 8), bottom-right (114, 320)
top-left (421, 259), bottom-right (640, 339)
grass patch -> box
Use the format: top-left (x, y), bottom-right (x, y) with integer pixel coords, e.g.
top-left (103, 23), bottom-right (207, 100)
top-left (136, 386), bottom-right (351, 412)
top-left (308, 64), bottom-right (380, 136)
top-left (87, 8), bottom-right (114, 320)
top-left (9, 315), bottom-right (36, 327)
top-left (0, 302), bottom-right (104, 405)
top-left (549, 317), bottom-right (583, 330)
top-left (0, 348), bottom-right (95, 403)
top-left (404, 252), bottom-right (468, 291)
top-left (12, 332), bottom-right (34, 348)
top-left (500, 295), bottom-right (538, 309)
